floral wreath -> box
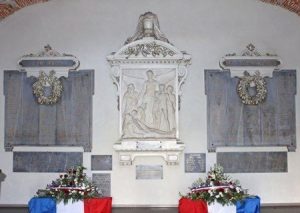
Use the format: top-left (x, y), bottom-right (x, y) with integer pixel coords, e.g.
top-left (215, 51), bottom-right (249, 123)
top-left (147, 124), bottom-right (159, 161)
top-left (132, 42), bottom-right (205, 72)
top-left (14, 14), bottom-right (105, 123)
top-left (32, 70), bottom-right (63, 105)
top-left (237, 71), bottom-right (267, 105)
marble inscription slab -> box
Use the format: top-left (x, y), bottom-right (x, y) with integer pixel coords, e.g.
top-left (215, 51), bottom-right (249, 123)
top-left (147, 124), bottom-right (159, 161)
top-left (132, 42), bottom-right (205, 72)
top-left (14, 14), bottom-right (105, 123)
top-left (185, 153), bottom-right (206, 173)
top-left (136, 165), bottom-right (163, 180)
top-left (217, 152), bottom-right (287, 173)
top-left (205, 70), bottom-right (296, 152)
top-left (4, 70), bottom-right (94, 152)
top-left (136, 141), bottom-right (162, 150)
top-left (13, 152), bottom-right (83, 172)
top-left (91, 155), bottom-right (112, 171)
top-left (92, 174), bottom-right (111, 197)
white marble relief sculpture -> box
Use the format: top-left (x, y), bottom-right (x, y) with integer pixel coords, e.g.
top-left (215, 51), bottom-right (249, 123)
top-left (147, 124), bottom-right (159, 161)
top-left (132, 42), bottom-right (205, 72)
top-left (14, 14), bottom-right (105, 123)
top-left (107, 12), bottom-right (191, 165)
top-left (121, 69), bottom-right (176, 139)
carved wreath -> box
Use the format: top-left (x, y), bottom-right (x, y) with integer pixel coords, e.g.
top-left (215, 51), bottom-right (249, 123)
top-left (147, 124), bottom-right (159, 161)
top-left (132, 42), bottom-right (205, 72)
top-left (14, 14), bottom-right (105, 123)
top-left (32, 71), bottom-right (63, 105)
top-left (123, 42), bottom-right (175, 58)
top-left (237, 71), bottom-right (267, 105)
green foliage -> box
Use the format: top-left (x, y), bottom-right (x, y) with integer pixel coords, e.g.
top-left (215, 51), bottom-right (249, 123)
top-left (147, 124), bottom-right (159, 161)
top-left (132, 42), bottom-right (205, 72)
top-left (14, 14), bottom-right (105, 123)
top-left (181, 164), bottom-right (248, 206)
top-left (36, 166), bottom-right (101, 204)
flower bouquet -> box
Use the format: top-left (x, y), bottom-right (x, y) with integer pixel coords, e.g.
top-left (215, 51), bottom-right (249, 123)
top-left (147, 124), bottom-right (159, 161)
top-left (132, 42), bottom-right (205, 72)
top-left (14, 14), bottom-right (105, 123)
top-left (181, 164), bottom-right (248, 206)
top-left (36, 166), bottom-right (101, 204)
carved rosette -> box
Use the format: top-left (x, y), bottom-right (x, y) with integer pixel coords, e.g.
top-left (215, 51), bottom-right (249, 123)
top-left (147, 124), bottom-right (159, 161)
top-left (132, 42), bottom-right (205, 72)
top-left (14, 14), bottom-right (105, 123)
top-left (32, 70), bottom-right (63, 105)
top-left (237, 71), bottom-right (267, 105)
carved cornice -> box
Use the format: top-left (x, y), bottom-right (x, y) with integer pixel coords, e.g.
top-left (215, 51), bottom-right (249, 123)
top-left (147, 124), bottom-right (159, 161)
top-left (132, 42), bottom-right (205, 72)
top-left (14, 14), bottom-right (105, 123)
top-left (220, 44), bottom-right (281, 77)
top-left (18, 45), bottom-right (80, 72)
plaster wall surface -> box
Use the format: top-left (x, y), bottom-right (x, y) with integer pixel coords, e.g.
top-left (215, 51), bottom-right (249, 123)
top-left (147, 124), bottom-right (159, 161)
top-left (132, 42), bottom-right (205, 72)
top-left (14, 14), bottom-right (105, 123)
top-left (0, 0), bottom-right (299, 205)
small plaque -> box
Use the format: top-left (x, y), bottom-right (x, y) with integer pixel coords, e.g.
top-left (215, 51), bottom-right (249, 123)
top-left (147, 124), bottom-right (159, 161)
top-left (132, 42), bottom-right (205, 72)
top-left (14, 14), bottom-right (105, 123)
top-left (91, 155), bottom-right (112, 171)
top-left (185, 153), bottom-right (206, 173)
top-left (217, 152), bottom-right (287, 173)
top-left (13, 152), bottom-right (83, 173)
top-left (136, 165), bottom-right (163, 180)
top-left (92, 173), bottom-right (111, 197)
top-left (136, 141), bottom-right (162, 150)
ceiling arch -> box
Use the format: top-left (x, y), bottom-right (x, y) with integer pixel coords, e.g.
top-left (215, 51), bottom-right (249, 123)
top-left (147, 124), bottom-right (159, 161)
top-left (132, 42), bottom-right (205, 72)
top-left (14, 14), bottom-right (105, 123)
top-left (0, 0), bottom-right (48, 20)
top-left (0, 0), bottom-right (299, 21)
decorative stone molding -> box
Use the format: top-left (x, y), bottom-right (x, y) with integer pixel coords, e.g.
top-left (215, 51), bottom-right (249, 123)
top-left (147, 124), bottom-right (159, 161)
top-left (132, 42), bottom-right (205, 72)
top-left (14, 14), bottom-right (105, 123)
top-left (18, 44), bottom-right (80, 77)
top-left (114, 141), bottom-right (185, 166)
top-left (220, 43), bottom-right (282, 77)
top-left (107, 12), bottom-right (191, 166)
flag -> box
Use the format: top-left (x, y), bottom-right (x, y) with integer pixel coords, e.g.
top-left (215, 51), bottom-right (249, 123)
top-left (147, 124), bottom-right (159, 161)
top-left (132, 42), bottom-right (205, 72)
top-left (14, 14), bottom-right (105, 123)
top-left (179, 196), bottom-right (260, 213)
top-left (29, 197), bottom-right (112, 213)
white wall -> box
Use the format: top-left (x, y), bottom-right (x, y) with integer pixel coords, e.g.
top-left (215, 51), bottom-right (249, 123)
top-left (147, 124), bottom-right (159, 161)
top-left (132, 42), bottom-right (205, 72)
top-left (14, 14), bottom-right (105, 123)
top-left (0, 0), bottom-right (299, 205)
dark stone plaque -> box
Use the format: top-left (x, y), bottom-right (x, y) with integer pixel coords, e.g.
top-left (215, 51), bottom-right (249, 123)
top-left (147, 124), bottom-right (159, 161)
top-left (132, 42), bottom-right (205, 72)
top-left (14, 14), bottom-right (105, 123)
top-left (136, 165), bottom-right (163, 180)
top-left (222, 59), bottom-right (281, 67)
top-left (91, 155), bottom-right (112, 171)
top-left (217, 152), bottom-right (287, 173)
top-left (92, 174), bottom-right (111, 197)
top-left (4, 70), bottom-right (94, 152)
top-left (19, 59), bottom-right (76, 67)
top-left (205, 70), bottom-right (296, 152)
top-left (185, 153), bottom-right (206, 173)
top-left (13, 152), bottom-right (83, 172)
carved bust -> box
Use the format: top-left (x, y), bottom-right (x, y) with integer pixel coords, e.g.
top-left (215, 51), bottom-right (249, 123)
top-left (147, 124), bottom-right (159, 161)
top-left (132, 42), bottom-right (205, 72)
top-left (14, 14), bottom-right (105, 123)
top-left (125, 12), bottom-right (170, 44)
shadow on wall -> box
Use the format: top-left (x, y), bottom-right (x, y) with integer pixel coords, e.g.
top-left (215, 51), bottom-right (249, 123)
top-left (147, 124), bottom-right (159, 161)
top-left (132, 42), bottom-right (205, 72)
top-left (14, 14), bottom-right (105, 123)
top-left (0, 169), bottom-right (7, 198)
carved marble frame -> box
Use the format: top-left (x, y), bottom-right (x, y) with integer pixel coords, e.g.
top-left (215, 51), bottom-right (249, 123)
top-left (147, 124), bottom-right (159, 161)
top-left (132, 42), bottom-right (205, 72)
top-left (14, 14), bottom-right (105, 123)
top-left (107, 37), bottom-right (191, 166)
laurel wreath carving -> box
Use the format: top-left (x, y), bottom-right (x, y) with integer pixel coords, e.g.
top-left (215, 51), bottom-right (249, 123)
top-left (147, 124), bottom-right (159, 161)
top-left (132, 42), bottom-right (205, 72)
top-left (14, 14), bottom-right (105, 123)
top-left (122, 42), bottom-right (175, 58)
top-left (32, 71), bottom-right (63, 105)
top-left (237, 71), bottom-right (267, 105)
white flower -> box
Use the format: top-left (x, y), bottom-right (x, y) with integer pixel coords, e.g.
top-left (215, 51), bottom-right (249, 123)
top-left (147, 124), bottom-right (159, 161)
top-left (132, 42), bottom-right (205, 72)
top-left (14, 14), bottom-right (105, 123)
top-left (219, 192), bottom-right (223, 197)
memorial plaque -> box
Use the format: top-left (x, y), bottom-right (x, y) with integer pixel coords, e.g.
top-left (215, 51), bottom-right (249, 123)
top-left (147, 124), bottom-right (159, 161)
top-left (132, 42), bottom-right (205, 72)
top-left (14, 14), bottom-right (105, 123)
top-left (92, 173), bottom-right (111, 197)
top-left (185, 153), bottom-right (206, 173)
top-left (13, 152), bottom-right (83, 172)
top-left (217, 152), bottom-right (287, 173)
top-left (205, 70), bottom-right (296, 152)
top-left (91, 155), bottom-right (112, 171)
top-left (136, 165), bottom-right (163, 180)
top-left (4, 70), bottom-right (94, 152)
top-left (136, 141), bottom-right (162, 150)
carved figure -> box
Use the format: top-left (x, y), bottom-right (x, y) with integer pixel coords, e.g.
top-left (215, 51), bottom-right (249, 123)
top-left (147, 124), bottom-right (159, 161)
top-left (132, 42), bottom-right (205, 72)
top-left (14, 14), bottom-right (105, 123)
top-left (125, 12), bottom-right (170, 44)
top-left (141, 70), bottom-right (159, 127)
top-left (122, 83), bottom-right (139, 114)
top-left (166, 85), bottom-right (176, 131)
top-left (157, 84), bottom-right (169, 131)
top-left (121, 70), bottom-right (177, 139)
